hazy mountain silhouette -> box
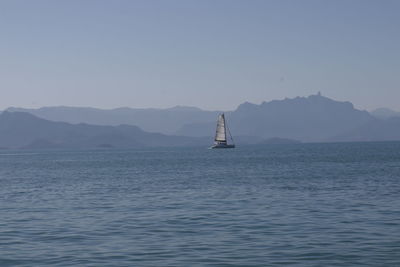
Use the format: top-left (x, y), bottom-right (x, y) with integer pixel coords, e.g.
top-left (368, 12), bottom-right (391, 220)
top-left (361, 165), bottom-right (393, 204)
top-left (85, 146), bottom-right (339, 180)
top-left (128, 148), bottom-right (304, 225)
top-left (370, 108), bottom-right (400, 119)
top-left (7, 94), bottom-right (400, 143)
top-left (176, 121), bottom-right (217, 137)
top-left (330, 117), bottom-right (400, 142)
top-left (178, 94), bottom-right (374, 142)
top-left (6, 106), bottom-right (221, 134)
top-left (0, 111), bottom-right (209, 149)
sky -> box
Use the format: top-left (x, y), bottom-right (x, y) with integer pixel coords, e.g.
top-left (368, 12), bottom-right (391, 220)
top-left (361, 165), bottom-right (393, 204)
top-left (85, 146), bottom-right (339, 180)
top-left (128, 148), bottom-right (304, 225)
top-left (0, 0), bottom-right (399, 111)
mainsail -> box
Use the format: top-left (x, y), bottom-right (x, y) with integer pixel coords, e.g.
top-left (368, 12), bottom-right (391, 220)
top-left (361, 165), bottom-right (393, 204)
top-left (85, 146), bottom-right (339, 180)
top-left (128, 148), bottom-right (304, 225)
top-left (211, 113), bottom-right (235, 148)
top-left (214, 114), bottom-right (227, 143)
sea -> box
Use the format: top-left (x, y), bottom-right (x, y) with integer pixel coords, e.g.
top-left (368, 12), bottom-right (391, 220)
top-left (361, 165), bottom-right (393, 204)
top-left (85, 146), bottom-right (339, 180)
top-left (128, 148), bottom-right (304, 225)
top-left (0, 142), bottom-right (399, 266)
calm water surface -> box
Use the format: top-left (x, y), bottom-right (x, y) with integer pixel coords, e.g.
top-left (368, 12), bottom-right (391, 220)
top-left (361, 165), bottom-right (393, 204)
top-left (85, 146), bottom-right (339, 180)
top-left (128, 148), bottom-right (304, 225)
top-left (0, 142), bottom-right (400, 266)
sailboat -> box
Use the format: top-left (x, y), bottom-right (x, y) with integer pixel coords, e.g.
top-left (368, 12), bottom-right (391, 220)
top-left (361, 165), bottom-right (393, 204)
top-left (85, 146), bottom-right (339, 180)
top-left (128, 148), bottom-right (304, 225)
top-left (211, 113), bottom-right (235, 149)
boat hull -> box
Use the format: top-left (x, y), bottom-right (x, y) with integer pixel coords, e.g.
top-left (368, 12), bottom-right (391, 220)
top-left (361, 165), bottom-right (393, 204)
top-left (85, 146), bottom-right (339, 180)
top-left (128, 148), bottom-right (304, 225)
top-left (210, 144), bottom-right (235, 149)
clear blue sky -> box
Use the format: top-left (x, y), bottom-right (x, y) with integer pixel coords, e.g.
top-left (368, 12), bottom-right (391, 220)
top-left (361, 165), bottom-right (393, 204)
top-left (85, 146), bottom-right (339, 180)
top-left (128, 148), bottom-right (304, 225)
top-left (0, 0), bottom-right (399, 111)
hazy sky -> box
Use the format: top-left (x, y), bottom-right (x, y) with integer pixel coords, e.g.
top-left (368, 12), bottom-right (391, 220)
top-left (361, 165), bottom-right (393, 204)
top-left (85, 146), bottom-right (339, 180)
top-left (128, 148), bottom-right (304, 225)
top-left (0, 0), bottom-right (399, 111)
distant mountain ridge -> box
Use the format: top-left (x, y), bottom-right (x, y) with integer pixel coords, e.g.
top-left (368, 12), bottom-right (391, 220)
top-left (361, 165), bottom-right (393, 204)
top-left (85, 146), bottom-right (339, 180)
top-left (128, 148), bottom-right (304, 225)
top-left (231, 94), bottom-right (373, 142)
top-left (6, 94), bottom-right (400, 143)
top-left (6, 106), bottom-right (221, 134)
top-left (178, 94), bottom-right (374, 142)
top-left (0, 111), bottom-right (210, 149)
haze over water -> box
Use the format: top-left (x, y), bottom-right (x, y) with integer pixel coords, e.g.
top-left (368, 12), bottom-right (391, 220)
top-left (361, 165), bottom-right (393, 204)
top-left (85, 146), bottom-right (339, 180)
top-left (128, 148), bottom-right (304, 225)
top-left (1, 142), bottom-right (399, 266)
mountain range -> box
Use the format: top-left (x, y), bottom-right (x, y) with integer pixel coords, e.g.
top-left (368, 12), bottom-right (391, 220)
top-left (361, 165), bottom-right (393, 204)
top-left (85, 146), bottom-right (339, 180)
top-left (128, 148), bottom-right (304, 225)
top-left (3, 94), bottom-right (400, 149)
top-left (0, 111), bottom-right (210, 150)
top-left (6, 106), bottom-right (221, 135)
top-left (177, 94), bottom-right (374, 142)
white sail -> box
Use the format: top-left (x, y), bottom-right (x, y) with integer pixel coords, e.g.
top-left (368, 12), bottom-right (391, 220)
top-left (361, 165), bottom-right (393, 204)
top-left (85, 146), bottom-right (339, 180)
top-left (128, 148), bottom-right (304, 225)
top-left (215, 114), bottom-right (227, 142)
top-left (211, 113), bottom-right (235, 148)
